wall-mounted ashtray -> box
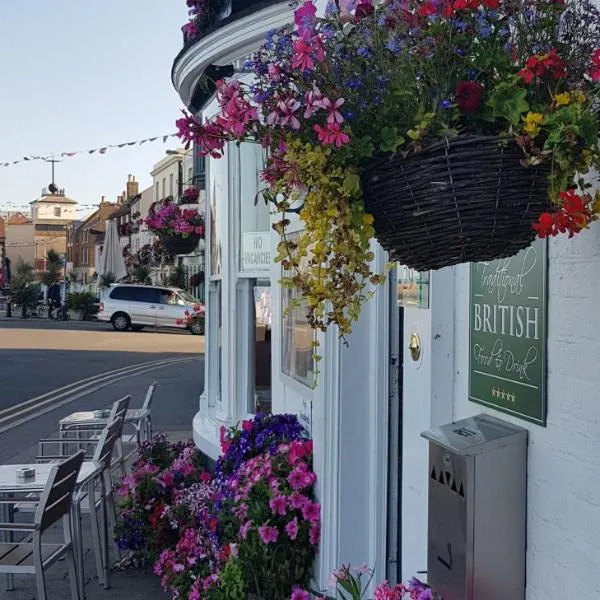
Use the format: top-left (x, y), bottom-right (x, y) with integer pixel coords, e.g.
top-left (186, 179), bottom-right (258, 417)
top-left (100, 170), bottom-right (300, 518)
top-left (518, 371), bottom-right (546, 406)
top-left (93, 410), bottom-right (111, 419)
top-left (16, 467), bottom-right (36, 482)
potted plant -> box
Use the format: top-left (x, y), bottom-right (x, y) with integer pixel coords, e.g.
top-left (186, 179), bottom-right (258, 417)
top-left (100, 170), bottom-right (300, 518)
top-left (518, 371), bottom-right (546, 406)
top-left (181, 186), bottom-right (200, 204)
top-left (176, 302), bottom-right (206, 335)
top-left (144, 197), bottom-right (205, 255)
top-left (176, 0), bottom-right (600, 341)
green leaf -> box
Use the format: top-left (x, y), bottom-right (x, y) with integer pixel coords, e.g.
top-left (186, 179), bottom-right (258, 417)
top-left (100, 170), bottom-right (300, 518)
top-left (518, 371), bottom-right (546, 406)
top-left (353, 135), bottom-right (375, 159)
top-left (379, 126), bottom-right (405, 153)
top-left (343, 173), bottom-right (361, 195)
top-left (579, 110), bottom-right (598, 147)
top-left (487, 82), bottom-right (529, 126)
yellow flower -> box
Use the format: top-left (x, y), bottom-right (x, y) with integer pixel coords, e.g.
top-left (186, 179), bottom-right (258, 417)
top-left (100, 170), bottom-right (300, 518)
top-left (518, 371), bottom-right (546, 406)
top-left (572, 90), bottom-right (586, 104)
top-left (362, 214), bottom-right (374, 225)
top-left (522, 112), bottom-right (544, 136)
top-left (554, 92), bottom-right (571, 106)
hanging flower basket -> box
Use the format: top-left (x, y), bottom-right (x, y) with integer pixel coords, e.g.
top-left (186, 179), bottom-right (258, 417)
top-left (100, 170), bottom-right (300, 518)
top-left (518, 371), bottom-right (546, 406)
top-left (362, 136), bottom-right (551, 271)
top-left (162, 234), bottom-right (200, 256)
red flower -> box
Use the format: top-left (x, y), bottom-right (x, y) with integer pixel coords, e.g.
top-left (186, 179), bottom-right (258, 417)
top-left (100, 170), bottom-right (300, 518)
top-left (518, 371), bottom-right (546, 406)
top-left (519, 49), bottom-right (566, 84)
top-left (533, 190), bottom-right (594, 238)
top-left (417, 1), bottom-right (436, 16)
top-left (589, 48), bottom-right (600, 82)
top-left (455, 80), bottom-right (485, 114)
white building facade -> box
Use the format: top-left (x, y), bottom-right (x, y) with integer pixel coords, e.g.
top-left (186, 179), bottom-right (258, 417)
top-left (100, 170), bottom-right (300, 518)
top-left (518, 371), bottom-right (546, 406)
top-left (172, 1), bottom-right (600, 598)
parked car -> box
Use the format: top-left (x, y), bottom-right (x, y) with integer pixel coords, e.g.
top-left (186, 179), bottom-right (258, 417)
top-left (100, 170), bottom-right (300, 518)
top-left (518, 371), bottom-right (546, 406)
top-left (97, 284), bottom-right (204, 334)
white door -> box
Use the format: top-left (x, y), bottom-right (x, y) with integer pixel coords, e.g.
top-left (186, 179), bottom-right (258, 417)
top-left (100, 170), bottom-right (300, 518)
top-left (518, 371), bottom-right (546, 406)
top-left (128, 287), bottom-right (159, 325)
top-left (401, 268), bottom-right (455, 581)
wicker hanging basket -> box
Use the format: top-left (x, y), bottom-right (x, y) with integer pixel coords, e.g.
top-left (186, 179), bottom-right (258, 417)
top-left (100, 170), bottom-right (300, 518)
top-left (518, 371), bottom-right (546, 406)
top-left (361, 135), bottom-right (551, 271)
top-left (162, 234), bottom-right (200, 256)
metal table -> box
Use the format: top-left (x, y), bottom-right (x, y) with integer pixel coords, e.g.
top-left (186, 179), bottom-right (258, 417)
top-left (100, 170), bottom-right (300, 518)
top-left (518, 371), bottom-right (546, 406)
top-left (59, 409), bottom-right (150, 445)
top-left (0, 461), bottom-right (103, 597)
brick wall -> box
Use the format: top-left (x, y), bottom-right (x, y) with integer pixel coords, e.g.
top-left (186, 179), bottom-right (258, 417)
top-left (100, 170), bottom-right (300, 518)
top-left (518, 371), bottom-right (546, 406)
top-left (452, 222), bottom-right (600, 598)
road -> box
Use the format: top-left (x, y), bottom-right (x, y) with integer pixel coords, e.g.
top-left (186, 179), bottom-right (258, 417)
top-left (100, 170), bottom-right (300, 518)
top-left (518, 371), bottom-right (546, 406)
top-left (0, 319), bottom-right (204, 463)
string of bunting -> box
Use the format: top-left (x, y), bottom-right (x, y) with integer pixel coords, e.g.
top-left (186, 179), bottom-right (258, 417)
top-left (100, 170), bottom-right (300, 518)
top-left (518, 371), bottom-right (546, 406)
top-left (0, 133), bottom-right (179, 168)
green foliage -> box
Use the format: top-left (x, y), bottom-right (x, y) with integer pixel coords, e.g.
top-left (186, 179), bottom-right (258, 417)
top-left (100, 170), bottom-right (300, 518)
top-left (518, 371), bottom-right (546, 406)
top-left (66, 291), bottom-right (96, 312)
top-left (487, 82), bottom-right (530, 126)
top-left (98, 272), bottom-right (116, 289)
top-left (168, 265), bottom-right (187, 289)
top-left (11, 262), bottom-right (39, 310)
top-left (207, 558), bottom-right (247, 600)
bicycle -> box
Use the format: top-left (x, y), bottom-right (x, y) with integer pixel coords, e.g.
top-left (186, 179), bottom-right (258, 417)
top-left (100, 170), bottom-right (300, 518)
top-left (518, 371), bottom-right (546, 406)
top-left (53, 304), bottom-right (70, 321)
top-left (37, 302), bottom-right (50, 319)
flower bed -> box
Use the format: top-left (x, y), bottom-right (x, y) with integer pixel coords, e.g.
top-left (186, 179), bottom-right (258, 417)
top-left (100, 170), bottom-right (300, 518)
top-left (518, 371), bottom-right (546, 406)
top-left (115, 415), bottom-right (318, 599)
top-left (116, 418), bottom-right (440, 599)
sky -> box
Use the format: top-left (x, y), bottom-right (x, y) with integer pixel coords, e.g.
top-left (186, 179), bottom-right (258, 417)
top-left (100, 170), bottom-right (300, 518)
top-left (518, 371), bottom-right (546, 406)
top-left (0, 0), bottom-right (189, 218)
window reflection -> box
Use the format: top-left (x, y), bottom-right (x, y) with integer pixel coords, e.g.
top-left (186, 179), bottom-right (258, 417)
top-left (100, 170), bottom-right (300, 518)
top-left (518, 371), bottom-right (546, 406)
top-left (209, 149), bottom-right (226, 277)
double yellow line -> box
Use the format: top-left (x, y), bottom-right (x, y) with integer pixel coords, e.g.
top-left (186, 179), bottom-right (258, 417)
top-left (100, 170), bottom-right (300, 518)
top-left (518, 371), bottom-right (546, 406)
top-left (0, 356), bottom-right (200, 434)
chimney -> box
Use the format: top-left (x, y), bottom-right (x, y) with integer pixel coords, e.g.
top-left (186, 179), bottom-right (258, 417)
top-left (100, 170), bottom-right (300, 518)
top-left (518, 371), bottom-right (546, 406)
top-left (100, 196), bottom-right (106, 205)
top-left (126, 174), bottom-right (139, 199)
top-left (117, 195), bottom-right (123, 205)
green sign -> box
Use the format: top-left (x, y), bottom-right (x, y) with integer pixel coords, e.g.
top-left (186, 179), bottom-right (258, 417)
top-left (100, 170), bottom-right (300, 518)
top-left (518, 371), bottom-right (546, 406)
top-left (469, 238), bottom-right (547, 425)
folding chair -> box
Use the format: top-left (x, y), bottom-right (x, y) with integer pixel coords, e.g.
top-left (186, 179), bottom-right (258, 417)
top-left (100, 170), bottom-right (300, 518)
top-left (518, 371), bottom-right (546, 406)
top-left (0, 451), bottom-right (84, 600)
top-left (37, 417), bottom-right (124, 589)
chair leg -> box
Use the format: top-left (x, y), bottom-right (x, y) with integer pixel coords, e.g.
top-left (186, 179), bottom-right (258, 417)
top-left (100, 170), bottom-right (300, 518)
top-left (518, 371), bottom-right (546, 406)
top-left (87, 483), bottom-right (104, 586)
top-left (99, 479), bottom-right (110, 590)
top-left (63, 517), bottom-right (81, 600)
top-left (33, 533), bottom-right (48, 600)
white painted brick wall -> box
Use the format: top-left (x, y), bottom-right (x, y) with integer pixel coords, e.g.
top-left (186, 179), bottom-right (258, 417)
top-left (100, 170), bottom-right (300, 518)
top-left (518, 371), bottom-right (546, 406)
top-left (453, 221), bottom-right (600, 598)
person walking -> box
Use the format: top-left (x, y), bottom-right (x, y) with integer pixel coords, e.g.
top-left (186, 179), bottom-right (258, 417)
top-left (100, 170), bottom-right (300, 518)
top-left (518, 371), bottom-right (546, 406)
top-left (48, 279), bottom-right (62, 319)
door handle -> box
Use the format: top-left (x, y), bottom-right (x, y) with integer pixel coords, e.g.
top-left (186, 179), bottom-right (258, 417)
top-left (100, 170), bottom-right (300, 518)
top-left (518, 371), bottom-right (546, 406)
top-left (149, 305), bottom-right (156, 308)
top-left (158, 307), bottom-right (165, 310)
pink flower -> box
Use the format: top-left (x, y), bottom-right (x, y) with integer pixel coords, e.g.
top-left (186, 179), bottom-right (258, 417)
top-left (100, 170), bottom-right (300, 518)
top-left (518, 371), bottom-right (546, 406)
top-left (242, 419), bottom-right (253, 432)
top-left (278, 98), bottom-right (302, 129)
top-left (289, 491), bottom-right (310, 509)
top-left (301, 501), bottom-right (321, 523)
top-left (239, 520), bottom-right (253, 539)
top-left (292, 38), bottom-right (316, 71)
top-left (291, 587), bottom-right (311, 600)
top-left (233, 503), bottom-right (248, 520)
top-left (374, 581), bottom-right (404, 600)
top-left (313, 122), bottom-right (350, 147)
top-left (320, 97), bottom-right (345, 124)
top-left (269, 494), bottom-right (287, 516)
top-left (288, 467), bottom-right (308, 490)
top-left (294, 0), bottom-right (317, 36)
top-left (258, 524), bottom-right (279, 544)
top-left (285, 516), bottom-right (299, 540)
top-left (304, 87), bottom-right (324, 119)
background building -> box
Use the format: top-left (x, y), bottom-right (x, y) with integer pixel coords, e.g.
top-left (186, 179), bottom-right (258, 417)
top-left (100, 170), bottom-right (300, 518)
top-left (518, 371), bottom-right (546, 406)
top-left (30, 187), bottom-right (77, 271)
top-left (4, 212), bottom-right (35, 266)
top-left (67, 198), bottom-right (118, 282)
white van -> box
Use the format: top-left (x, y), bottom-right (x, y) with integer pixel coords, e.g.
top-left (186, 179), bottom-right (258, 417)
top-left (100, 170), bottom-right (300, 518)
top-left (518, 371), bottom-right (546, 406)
top-left (97, 284), bottom-right (204, 334)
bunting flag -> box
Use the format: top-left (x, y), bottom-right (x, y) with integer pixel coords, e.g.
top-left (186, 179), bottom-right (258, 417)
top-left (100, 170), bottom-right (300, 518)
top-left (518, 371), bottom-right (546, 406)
top-left (0, 133), bottom-right (180, 168)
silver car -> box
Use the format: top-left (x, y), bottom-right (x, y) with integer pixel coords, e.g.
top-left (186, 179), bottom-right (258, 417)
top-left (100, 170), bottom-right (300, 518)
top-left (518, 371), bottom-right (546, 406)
top-left (96, 284), bottom-right (204, 334)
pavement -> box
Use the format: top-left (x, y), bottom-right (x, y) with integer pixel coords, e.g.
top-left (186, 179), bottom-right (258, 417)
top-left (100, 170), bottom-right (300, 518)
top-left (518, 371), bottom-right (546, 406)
top-left (0, 320), bottom-right (203, 599)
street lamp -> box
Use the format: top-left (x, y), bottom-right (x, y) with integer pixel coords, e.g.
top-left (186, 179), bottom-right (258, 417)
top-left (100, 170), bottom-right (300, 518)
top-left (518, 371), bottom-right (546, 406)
top-left (166, 150), bottom-right (186, 200)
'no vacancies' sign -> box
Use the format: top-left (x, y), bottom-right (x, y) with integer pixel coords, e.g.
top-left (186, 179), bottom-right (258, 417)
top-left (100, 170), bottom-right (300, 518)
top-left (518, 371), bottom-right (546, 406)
top-left (469, 238), bottom-right (547, 426)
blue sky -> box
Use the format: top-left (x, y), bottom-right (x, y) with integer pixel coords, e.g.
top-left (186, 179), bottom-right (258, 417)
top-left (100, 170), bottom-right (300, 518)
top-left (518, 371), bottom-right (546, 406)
top-left (0, 0), bottom-right (189, 217)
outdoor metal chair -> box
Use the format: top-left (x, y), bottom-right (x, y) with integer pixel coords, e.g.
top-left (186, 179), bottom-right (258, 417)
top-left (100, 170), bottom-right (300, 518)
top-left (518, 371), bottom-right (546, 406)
top-left (36, 416), bottom-right (124, 589)
top-left (0, 451), bottom-right (84, 600)
top-left (40, 395), bottom-right (131, 477)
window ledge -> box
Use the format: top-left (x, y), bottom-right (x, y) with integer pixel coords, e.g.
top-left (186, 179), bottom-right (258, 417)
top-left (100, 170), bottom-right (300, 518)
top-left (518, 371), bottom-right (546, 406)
top-left (192, 410), bottom-right (226, 461)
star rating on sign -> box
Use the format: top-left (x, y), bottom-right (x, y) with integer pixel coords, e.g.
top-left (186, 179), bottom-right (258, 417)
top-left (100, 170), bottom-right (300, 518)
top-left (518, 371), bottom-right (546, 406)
top-left (491, 388), bottom-right (517, 403)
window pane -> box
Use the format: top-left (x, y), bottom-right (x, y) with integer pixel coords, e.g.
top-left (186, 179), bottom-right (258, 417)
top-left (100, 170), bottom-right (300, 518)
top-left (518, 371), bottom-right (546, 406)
top-left (254, 284), bottom-right (272, 414)
top-left (109, 287), bottom-right (127, 300)
top-left (238, 144), bottom-right (270, 274)
top-left (208, 148), bottom-right (227, 278)
top-left (281, 234), bottom-right (314, 386)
